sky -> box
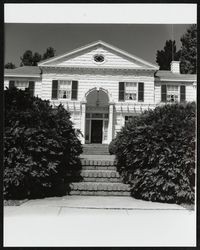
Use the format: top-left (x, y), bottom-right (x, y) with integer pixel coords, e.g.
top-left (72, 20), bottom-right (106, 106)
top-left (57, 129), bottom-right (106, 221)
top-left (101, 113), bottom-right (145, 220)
top-left (4, 24), bottom-right (191, 67)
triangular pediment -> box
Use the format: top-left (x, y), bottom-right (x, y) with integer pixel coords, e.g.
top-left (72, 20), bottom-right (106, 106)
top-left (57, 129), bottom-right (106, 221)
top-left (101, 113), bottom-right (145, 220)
top-left (38, 40), bottom-right (158, 70)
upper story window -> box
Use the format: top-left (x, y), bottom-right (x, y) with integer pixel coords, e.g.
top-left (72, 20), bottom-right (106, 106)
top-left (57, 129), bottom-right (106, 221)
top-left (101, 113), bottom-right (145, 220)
top-left (52, 80), bottom-right (78, 100)
top-left (161, 84), bottom-right (186, 103)
top-left (93, 54), bottom-right (105, 63)
top-left (119, 82), bottom-right (144, 102)
top-left (125, 82), bottom-right (137, 100)
top-left (9, 80), bottom-right (35, 96)
top-left (58, 80), bottom-right (71, 99)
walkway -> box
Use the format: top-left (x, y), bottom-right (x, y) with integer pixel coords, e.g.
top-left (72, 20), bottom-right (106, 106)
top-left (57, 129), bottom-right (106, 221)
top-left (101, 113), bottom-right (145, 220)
top-left (4, 196), bottom-right (196, 247)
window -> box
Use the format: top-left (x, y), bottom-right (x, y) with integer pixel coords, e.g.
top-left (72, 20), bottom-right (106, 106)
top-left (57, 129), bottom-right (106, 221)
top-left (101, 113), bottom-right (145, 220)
top-left (161, 84), bottom-right (185, 103)
top-left (52, 80), bottom-right (78, 100)
top-left (167, 85), bottom-right (179, 102)
top-left (125, 82), bottom-right (137, 100)
top-left (9, 80), bottom-right (35, 96)
top-left (58, 80), bottom-right (71, 99)
top-left (14, 80), bottom-right (29, 90)
top-left (94, 54), bottom-right (105, 63)
top-left (118, 82), bottom-right (144, 102)
top-left (125, 116), bottom-right (134, 125)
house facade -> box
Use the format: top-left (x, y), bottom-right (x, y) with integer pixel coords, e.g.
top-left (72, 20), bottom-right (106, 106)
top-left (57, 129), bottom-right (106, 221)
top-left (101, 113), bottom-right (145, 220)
top-left (4, 41), bottom-right (196, 144)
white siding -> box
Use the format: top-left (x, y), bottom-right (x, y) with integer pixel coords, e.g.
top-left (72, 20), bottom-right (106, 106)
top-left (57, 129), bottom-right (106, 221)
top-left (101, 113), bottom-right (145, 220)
top-left (155, 81), bottom-right (196, 104)
top-left (52, 47), bottom-right (143, 69)
top-left (41, 69), bottom-right (155, 105)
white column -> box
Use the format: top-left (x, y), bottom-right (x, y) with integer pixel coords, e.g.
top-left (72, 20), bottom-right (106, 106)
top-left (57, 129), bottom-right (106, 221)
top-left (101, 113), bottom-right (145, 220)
top-left (108, 103), bottom-right (114, 143)
top-left (81, 102), bottom-right (86, 144)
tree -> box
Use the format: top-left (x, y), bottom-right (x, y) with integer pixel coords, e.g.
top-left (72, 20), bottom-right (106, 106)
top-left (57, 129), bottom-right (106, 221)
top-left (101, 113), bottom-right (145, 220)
top-left (180, 24), bottom-right (197, 74)
top-left (156, 40), bottom-right (180, 70)
top-left (42, 47), bottom-right (56, 60)
top-left (32, 52), bottom-right (42, 66)
top-left (20, 47), bottom-right (56, 66)
top-left (4, 62), bottom-right (16, 69)
top-left (20, 50), bottom-right (34, 66)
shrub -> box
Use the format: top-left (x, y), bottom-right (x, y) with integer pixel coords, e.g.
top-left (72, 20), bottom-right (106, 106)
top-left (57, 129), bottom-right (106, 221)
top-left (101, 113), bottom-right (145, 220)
top-left (108, 138), bottom-right (118, 155)
top-left (4, 87), bottom-right (83, 199)
top-left (114, 103), bottom-right (196, 204)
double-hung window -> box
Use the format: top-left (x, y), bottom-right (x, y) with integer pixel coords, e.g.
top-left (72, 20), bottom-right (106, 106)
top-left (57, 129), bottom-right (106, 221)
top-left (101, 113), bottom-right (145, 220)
top-left (167, 85), bottom-right (179, 102)
top-left (161, 84), bottom-right (186, 103)
top-left (9, 80), bottom-right (35, 96)
top-left (125, 82), bottom-right (137, 100)
top-left (118, 82), bottom-right (144, 102)
top-left (58, 80), bottom-right (71, 99)
top-left (52, 80), bottom-right (78, 100)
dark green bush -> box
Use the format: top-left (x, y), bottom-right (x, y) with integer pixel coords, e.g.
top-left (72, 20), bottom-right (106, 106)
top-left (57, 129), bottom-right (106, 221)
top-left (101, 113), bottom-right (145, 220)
top-left (4, 87), bottom-right (83, 199)
top-left (108, 138), bottom-right (118, 155)
top-left (114, 103), bottom-right (196, 204)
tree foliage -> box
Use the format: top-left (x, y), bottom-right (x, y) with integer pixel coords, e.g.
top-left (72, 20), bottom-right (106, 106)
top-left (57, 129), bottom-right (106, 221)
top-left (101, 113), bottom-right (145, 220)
top-left (4, 87), bottom-right (83, 199)
top-left (20, 47), bottom-right (56, 66)
top-left (156, 40), bottom-right (180, 70)
top-left (180, 24), bottom-right (197, 74)
top-left (112, 103), bottom-right (196, 204)
top-left (43, 47), bottom-right (56, 60)
top-left (4, 62), bottom-right (16, 69)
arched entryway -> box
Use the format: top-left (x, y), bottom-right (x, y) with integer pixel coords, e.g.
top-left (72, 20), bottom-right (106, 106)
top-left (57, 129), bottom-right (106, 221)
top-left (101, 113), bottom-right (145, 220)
top-left (85, 88), bottom-right (110, 144)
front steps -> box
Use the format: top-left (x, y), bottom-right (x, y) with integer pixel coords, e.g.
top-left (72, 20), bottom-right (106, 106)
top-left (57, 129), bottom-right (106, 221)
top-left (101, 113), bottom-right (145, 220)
top-left (82, 144), bottom-right (109, 155)
top-left (70, 158), bottom-right (131, 196)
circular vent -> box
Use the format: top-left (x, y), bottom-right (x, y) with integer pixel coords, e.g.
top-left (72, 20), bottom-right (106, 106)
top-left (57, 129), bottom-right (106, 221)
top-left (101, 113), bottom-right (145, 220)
top-left (94, 54), bottom-right (105, 63)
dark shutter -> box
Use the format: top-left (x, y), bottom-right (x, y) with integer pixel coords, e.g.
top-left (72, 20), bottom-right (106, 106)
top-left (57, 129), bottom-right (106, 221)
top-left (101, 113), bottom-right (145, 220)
top-left (161, 85), bottom-right (167, 102)
top-left (29, 81), bottom-right (35, 97)
top-left (71, 81), bottom-right (78, 100)
top-left (52, 80), bottom-right (58, 99)
top-left (180, 85), bottom-right (186, 102)
top-left (138, 82), bottom-right (144, 102)
top-left (119, 82), bottom-right (125, 101)
top-left (9, 80), bottom-right (15, 88)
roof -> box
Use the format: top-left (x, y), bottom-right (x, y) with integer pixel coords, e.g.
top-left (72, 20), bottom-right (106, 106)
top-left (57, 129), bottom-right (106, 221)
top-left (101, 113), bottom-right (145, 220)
top-left (38, 40), bottom-right (159, 70)
top-left (155, 70), bottom-right (196, 81)
top-left (4, 66), bottom-right (41, 77)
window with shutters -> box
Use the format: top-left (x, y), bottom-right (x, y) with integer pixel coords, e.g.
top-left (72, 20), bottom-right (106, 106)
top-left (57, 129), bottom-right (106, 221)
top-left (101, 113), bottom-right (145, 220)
top-left (125, 82), bottom-right (137, 100)
top-left (14, 80), bottom-right (29, 90)
top-left (9, 80), bottom-right (35, 96)
top-left (58, 80), bottom-right (71, 99)
top-left (167, 85), bottom-right (179, 102)
top-left (161, 84), bottom-right (186, 103)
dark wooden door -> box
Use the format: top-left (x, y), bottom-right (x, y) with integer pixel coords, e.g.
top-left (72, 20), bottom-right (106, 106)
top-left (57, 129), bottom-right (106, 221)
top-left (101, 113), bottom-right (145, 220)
top-left (91, 120), bottom-right (103, 143)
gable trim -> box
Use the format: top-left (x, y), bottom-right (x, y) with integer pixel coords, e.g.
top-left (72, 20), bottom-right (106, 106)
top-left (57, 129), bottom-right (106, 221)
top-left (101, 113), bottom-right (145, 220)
top-left (38, 40), bottom-right (159, 70)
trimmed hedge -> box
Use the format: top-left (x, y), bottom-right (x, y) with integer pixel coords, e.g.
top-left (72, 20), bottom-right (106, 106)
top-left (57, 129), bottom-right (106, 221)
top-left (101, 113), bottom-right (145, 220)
top-left (4, 87), bottom-right (83, 199)
top-left (113, 103), bottom-right (195, 204)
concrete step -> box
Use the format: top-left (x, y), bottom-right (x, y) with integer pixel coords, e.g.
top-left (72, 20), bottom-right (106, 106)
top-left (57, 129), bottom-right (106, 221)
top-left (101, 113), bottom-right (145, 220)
top-left (81, 170), bottom-right (121, 183)
top-left (82, 165), bottom-right (117, 171)
top-left (70, 190), bottom-right (131, 196)
top-left (70, 182), bottom-right (130, 192)
top-left (81, 170), bottom-right (120, 178)
top-left (81, 159), bottom-right (116, 166)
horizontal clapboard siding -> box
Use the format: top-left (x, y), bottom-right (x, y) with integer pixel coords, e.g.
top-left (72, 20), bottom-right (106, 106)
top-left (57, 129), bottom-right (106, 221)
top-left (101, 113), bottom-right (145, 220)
top-left (155, 82), bottom-right (196, 103)
top-left (55, 47), bottom-right (142, 69)
top-left (41, 71), bottom-right (155, 105)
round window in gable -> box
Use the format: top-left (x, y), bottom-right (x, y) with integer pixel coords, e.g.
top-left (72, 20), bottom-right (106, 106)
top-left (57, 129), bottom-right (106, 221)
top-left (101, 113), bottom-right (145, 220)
top-left (94, 54), bottom-right (105, 63)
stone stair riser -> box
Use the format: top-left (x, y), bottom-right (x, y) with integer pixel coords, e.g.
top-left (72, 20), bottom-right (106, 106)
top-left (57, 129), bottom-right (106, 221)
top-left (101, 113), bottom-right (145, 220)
top-left (70, 182), bottom-right (130, 192)
top-left (70, 191), bottom-right (130, 196)
top-left (82, 177), bottom-right (122, 183)
top-left (82, 166), bottom-right (116, 171)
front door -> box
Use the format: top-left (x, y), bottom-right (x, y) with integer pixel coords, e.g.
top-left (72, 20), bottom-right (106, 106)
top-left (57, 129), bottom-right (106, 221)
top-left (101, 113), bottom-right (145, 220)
top-left (91, 120), bottom-right (103, 143)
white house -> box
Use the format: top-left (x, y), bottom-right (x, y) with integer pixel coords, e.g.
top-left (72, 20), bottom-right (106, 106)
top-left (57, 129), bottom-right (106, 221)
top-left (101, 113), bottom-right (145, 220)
top-left (4, 40), bottom-right (196, 144)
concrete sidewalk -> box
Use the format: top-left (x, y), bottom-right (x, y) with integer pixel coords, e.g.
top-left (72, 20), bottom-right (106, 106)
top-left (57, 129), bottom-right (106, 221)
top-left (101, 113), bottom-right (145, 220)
top-left (4, 196), bottom-right (196, 247)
